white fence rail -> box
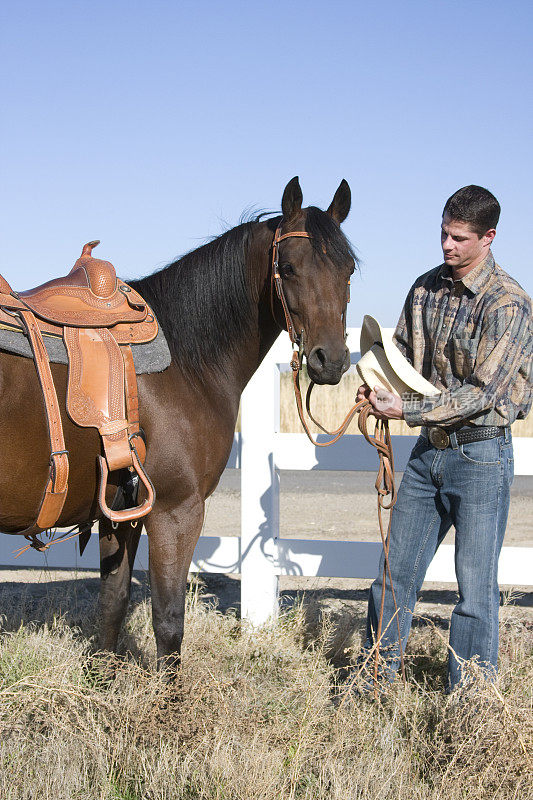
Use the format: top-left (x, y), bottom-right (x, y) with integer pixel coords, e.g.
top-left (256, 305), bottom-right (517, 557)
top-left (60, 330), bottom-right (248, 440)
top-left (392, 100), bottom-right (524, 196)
top-left (1, 329), bottom-right (532, 624)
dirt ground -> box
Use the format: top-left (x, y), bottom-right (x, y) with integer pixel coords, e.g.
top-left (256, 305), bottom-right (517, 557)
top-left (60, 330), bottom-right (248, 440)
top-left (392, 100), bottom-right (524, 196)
top-left (0, 470), bottom-right (531, 630)
top-left (203, 470), bottom-right (533, 545)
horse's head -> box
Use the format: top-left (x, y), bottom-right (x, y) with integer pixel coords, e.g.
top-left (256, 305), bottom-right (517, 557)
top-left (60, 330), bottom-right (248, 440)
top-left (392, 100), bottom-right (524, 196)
top-left (272, 177), bottom-right (355, 385)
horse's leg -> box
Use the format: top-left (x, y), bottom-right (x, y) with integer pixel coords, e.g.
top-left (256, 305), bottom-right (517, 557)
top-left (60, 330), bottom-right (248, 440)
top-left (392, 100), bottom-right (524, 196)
top-left (98, 517), bottom-right (142, 651)
top-left (145, 496), bottom-right (204, 674)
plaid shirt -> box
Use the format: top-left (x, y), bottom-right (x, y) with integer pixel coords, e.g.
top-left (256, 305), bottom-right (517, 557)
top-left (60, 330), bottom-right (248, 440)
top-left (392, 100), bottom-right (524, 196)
top-left (395, 252), bottom-right (533, 428)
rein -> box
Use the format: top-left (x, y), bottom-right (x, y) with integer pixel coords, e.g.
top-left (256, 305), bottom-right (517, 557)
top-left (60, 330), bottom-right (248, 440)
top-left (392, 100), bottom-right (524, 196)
top-left (270, 222), bottom-right (405, 695)
top-left (301, 384), bottom-right (406, 693)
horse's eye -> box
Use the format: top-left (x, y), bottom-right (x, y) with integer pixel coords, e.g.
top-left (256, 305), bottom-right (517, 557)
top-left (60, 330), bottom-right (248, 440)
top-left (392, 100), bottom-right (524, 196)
top-left (279, 263), bottom-right (294, 278)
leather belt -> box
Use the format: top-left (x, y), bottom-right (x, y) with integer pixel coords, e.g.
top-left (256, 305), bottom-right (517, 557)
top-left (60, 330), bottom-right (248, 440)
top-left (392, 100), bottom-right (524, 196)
top-left (424, 425), bottom-right (507, 450)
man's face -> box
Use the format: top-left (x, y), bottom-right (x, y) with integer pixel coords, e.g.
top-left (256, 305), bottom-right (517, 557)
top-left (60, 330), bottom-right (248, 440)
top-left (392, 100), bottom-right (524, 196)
top-left (440, 214), bottom-right (494, 271)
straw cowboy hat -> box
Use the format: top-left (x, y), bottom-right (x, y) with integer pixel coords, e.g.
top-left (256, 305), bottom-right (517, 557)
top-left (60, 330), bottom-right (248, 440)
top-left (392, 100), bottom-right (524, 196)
top-left (356, 315), bottom-right (440, 398)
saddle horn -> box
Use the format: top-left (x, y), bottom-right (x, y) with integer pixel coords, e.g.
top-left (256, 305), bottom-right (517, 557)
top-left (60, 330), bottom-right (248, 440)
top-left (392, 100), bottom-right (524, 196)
top-left (81, 240), bottom-right (101, 257)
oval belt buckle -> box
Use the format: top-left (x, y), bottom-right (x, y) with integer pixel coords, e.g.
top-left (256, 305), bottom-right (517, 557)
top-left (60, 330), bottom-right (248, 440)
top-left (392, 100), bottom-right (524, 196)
top-left (428, 427), bottom-right (450, 449)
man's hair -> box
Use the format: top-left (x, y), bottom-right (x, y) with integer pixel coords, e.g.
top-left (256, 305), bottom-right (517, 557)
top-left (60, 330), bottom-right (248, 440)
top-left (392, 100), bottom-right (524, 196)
top-left (443, 185), bottom-right (501, 236)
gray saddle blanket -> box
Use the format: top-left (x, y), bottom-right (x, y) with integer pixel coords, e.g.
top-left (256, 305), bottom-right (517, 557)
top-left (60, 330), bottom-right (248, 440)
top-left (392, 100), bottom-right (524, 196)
top-left (0, 323), bottom-right (171, 374)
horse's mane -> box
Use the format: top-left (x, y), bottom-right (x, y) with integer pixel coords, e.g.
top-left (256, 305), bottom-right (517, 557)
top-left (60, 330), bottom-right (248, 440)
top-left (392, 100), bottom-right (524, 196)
top-left (131, 208), bottom-right (356, 378)
top-left (131, 218), bottom-right (258, 377)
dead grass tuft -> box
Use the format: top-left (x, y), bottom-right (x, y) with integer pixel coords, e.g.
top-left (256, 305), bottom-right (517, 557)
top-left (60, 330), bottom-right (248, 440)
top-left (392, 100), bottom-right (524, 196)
top-left (0, 582), bottom-right (531, 799)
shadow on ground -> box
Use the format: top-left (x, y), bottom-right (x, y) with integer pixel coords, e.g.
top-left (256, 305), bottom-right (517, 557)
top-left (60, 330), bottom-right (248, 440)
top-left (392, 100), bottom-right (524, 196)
top-left (0, 570), bottom-right (531, 625)
top-left (0, 568), bottom-right (530, 673)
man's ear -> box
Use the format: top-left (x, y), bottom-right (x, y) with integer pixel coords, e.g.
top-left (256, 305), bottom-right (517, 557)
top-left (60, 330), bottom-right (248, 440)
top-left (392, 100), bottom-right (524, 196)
top-left (483, 228), bottom-right (496, 246)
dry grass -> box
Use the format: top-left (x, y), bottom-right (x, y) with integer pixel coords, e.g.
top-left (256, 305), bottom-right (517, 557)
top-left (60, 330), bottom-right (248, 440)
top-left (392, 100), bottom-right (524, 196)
top-left (278, 371), bottom-right (533, 436)
top-left (0, 579), bottom-right (531, 799)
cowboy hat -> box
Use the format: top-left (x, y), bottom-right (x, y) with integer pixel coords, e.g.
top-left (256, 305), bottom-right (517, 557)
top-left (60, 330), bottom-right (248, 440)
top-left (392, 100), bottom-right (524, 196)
top-left (356, 315), bottom-right (440, 398)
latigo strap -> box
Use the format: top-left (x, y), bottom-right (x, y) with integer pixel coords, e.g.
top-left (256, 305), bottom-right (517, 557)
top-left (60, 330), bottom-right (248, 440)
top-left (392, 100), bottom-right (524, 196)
top-left (17, 309), bottom-right (69, 536)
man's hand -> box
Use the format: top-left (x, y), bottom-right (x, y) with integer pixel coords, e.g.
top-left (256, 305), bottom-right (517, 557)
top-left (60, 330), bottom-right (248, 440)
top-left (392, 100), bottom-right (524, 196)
top-left (356, 384), bottom-right (404, 420)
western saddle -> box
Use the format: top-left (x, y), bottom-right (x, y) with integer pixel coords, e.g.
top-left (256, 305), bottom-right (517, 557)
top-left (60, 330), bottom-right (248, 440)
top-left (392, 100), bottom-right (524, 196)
top-left (0, 241), bottom-right (158, 546)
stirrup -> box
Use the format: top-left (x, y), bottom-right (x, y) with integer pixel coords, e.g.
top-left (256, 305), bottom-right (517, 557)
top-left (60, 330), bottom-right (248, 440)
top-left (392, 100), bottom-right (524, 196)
top-left (97, 446), bottom-right (155, 523)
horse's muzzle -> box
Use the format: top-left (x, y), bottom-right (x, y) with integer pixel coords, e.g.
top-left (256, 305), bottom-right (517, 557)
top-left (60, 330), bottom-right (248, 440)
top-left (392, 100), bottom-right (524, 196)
top-left (307, 344), bottom-right (350, 385)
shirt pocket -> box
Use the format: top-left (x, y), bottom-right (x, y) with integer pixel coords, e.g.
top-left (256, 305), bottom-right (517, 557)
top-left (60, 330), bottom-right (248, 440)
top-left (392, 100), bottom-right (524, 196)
top-left (445, 336), bottom-right (476, 381)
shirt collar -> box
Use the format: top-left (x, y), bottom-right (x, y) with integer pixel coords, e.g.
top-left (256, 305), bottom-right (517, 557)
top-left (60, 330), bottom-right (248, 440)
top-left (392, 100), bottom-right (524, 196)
top-left (439, 251), bottom-right (495, 295)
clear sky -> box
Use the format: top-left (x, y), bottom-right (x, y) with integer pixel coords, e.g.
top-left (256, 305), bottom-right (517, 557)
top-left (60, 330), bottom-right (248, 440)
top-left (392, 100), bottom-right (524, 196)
top-left (1, 0), bottom-right (531, 326)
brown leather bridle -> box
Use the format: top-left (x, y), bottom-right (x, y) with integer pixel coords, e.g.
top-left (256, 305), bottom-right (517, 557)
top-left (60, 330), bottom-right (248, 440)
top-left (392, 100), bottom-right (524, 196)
top-left (270, 221), bottom-right (354, 439)
top-left (270, 221), bottom-right (351, 370)
top-left (270, 222), bottom-right (309, 360)
top-left (270, 221), bottom-right (405, 696)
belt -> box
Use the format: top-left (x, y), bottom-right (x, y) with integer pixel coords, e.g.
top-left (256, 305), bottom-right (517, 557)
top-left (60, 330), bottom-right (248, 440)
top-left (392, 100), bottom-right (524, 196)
top-left (423, 425), bottom-right (508, 450)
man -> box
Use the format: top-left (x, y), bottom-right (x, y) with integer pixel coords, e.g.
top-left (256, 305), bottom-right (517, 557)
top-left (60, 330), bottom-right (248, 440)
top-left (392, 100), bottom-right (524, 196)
top-left (357, 185), bottom-right (532, 690)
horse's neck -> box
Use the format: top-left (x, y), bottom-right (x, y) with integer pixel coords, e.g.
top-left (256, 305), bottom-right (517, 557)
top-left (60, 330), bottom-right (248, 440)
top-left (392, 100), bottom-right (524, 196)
top-left (144, 220), bottom-right (281, 406)
top-left (189, 220), bottom-right (280, 403)
top-left (232, 221), bottom-right (281, 390)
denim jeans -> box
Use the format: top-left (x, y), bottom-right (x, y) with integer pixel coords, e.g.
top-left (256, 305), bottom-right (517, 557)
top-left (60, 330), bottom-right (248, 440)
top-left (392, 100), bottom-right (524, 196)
top-left (364, 427), bottom-right (514, 690)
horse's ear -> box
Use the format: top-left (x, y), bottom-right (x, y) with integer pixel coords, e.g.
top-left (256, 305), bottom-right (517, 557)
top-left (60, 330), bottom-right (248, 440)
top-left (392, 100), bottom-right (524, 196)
top-left (327, 179), bottom-right (351, 224)
top-left (281, 176), bottom-right (303, 219)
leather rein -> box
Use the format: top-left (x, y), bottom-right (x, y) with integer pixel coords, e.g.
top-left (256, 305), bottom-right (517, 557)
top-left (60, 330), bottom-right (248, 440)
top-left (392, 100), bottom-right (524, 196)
top-left (270, 221), bottom-right (405, 694)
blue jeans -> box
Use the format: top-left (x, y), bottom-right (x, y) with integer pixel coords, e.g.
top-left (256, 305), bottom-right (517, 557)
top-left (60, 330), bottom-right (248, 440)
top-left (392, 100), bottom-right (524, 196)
top-left (364, 428), bottom-right (514, 690)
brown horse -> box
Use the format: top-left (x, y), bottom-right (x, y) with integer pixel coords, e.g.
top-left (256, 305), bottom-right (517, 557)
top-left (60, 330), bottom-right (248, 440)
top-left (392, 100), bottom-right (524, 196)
top-left (0, 177), bottom-right (355, 673)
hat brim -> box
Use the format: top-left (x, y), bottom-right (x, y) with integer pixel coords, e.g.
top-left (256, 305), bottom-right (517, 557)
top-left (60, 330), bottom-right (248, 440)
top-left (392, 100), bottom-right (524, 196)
top-left (356, 346), bottom-right (412, 398)
top-left (358, 315), bottom-right (440, 398)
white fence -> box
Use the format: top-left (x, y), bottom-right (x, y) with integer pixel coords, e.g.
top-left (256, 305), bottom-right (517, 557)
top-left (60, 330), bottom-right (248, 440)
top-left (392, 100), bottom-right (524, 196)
top-left (2, 329), bottom-right (532, 624)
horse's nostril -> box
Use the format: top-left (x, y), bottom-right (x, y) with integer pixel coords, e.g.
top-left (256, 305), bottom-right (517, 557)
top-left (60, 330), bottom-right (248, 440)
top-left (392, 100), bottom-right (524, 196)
top-left (307, 344), bottom-right (346, 384)
top-left (315, 348), bottom-right (327, 368)
top-left (308, 346), bottom-right (328, 371)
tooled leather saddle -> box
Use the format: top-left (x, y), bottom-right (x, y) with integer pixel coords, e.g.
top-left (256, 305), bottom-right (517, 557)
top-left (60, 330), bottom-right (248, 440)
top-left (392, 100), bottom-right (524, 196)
top-left (0, 241), bottom-right (157, 544)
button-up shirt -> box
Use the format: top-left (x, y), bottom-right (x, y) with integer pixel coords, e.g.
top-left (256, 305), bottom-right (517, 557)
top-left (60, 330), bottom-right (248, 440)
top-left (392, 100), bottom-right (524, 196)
top-left (395, 252), bottom-right (533, 428)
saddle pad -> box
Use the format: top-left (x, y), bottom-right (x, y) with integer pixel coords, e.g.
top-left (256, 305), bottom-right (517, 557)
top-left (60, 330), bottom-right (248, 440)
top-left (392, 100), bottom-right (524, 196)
top-left (0, 322), bottom-right (171, 374)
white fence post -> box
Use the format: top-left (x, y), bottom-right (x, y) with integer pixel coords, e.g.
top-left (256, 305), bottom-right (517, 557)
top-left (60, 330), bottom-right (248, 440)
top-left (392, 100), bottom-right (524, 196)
top-left (240, 350), bottom-right (280, 625)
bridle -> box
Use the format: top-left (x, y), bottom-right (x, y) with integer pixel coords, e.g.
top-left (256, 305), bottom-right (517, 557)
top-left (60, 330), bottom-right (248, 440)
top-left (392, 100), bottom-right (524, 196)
top-left (270, 220), bottom-right (405, 697)
top-left (270, 220), bottom-right (354, 439)
top-left (270, 220), bottom-right (351, 371)
top-left (270, 222), bottom-right (309, 359)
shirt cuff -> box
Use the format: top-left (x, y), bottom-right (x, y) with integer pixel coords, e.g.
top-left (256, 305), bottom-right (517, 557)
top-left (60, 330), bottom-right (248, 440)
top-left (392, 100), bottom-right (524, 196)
top-left (402, 403), bottom-right (425, 428)
top-left (401, 392), bottom-right (441, 427)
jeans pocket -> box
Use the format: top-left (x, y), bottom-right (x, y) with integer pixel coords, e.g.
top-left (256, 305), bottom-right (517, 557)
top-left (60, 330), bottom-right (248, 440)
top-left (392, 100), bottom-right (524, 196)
top-left (459, 438), bottom-right (501, 465)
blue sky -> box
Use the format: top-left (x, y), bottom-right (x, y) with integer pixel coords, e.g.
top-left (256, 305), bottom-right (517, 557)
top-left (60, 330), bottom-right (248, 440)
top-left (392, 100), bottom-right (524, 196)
top-left (1, 0), bottom-right (531, 326)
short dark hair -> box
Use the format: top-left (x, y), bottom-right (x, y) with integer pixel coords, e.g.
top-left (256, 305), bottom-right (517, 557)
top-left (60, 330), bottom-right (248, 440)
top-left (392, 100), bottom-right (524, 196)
top-left (443, 185), bottom-right (501, 236)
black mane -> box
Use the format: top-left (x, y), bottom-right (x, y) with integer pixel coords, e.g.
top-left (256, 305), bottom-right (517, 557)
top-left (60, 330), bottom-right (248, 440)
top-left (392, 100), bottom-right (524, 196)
top-left (131, 220), bottom-right (257, 377)
top-left (130, 207), bottom-right (356, 378)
